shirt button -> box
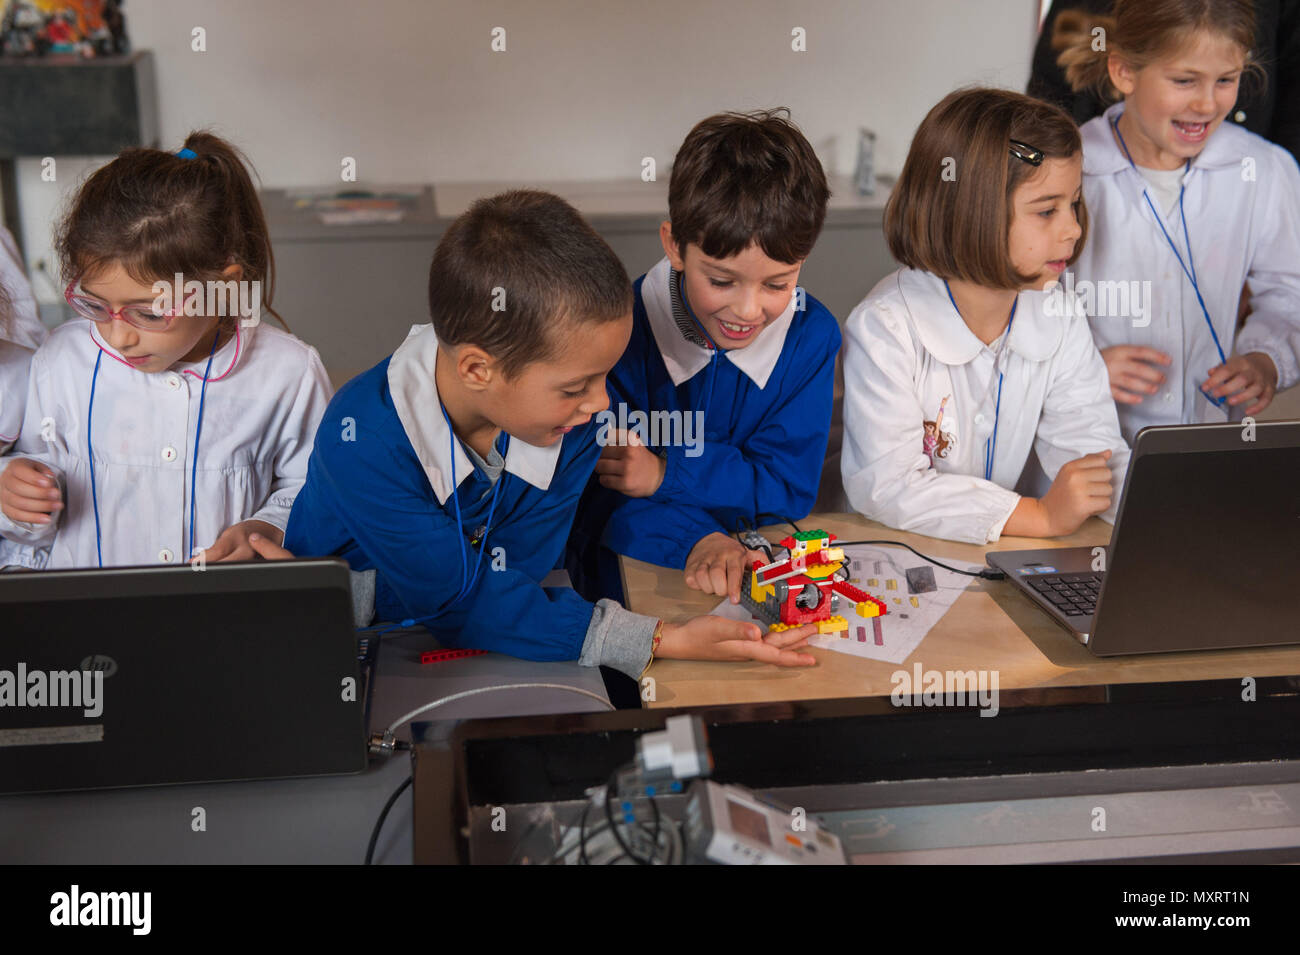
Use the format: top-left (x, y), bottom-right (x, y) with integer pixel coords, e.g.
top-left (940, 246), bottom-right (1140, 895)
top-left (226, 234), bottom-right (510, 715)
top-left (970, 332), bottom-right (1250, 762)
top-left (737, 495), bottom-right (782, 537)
top-left (1234, 110), bottom-right (1246, 123)
top-left (166, 373), bottom-right (182, 390)
top-left (974, 413), bottom-right (986, 425)
top-left (158, 548), bottom-right (174, 563)
top-left (161, 446), bottom-right (178, 462)
top-left (1163, 393), bottom-right (1173, 403)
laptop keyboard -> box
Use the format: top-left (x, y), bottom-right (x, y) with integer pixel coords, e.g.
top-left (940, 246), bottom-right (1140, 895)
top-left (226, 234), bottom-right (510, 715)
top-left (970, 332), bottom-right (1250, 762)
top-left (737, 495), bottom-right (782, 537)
top-left (1025, 572), bottom-right (1103, 618)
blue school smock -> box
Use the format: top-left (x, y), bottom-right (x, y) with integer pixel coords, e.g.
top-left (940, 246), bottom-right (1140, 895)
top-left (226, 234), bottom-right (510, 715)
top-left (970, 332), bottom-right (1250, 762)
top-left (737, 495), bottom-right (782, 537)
top-left (285, 325), bottom-right (603, 661)
top-left (567, 258), bottom-right (840, 600)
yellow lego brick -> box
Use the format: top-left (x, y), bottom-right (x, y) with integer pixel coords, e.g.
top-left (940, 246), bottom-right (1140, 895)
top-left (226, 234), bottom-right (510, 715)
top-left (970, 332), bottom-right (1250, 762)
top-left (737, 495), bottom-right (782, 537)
top-left (804, 562), bottom-right (842, 579)
top-left (855, 601), bottom-right (883, 618)
top-left (886, 579), bottom-right (897, 590)
top-left (894, 597), bottom-right (902, 604)
top-left (815, 615), bottom-right (848, 635)
top-left (910, 596), bottom-right (919, 608)
top-left (868, 578), bottom-right (879, 587)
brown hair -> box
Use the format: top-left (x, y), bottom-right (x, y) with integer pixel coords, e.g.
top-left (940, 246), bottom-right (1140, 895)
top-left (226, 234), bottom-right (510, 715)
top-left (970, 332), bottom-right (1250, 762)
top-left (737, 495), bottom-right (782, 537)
top-left (886, 88), bottom-right (1089, 289)
top-left (56, 130), bottom-right (284, 328)
top-left (428, 190), bottom-right (632, 379)
top-left (667, 109), bottom-right (829, 265)
top-left (1053, 0), bottom-right (1261, 102)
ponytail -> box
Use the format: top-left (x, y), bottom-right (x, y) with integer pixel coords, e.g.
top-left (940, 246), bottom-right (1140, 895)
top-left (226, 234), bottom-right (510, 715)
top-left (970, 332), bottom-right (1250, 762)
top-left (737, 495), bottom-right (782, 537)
top-left (176, 131), bottom-right (284, 329)
top-left (56, 130), bottom-right (287, 330)
top-left (1053, 10), bottom-right (1120, 102)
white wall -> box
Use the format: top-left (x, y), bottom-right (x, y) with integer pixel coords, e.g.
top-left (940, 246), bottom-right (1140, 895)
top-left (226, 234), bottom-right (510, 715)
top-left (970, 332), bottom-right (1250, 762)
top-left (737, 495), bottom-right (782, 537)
top-left (14, 0), bottom-right (1039, 300)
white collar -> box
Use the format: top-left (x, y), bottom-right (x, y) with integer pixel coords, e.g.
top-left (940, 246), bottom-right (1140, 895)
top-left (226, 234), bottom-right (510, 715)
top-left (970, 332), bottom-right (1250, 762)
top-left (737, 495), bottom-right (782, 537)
top-left (88, 318), bottom-right (250, 383)
top-left (1084, 102), bottom-right (1243, 177)
top-left (641, 257), bottom-right (794, 389)
top-left (894, 269), bottom-right (1063, 366)
top-left (387, 324), bottom-right (564, 505)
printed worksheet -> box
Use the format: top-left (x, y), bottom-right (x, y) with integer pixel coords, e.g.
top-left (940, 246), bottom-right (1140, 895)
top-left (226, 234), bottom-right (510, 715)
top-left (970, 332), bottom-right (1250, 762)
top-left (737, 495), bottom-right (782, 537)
top-left (711, 544), bottom-right (981, 664)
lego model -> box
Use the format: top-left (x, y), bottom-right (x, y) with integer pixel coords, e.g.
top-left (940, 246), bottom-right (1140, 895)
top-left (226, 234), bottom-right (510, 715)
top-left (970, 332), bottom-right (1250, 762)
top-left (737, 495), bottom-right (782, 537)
top-left (739, 530), bottom-right (888, 638)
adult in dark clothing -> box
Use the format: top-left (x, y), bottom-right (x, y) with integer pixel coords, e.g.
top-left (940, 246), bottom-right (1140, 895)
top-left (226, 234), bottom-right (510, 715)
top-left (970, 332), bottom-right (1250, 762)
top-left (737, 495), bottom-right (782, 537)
top-left (1028, 0), bottom-right (1300, 164)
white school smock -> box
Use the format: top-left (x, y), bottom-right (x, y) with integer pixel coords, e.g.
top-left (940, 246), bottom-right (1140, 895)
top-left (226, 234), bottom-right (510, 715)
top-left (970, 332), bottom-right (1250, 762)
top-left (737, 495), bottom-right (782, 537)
top-left (0, 318), bottom-right (332, 569)
top-left (0, 226), bottom-right (47, 352)
top-left (840, 268), bottom-right (1131, 545)
top-left (0, 340), bottom-right (34, 454)
top-left (1075, 103), bottom-right (1300, 444)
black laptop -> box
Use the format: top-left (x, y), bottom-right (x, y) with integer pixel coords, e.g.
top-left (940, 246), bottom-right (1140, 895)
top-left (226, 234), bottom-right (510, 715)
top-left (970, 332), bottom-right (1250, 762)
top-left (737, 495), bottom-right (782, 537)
top-left (0, 558), bottom-right (370, 794)
top-left (988, 421), bottom-right (1299, 655)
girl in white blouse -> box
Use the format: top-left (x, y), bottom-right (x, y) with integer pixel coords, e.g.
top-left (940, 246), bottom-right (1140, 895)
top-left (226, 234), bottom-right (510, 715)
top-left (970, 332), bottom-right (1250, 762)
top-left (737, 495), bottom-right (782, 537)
top-left (0, 132), bottom-right (331, 569)
top-left (841, 88), bottom-right (1130, 545)
top-left (1053, 0), bottom-right (1300, 441)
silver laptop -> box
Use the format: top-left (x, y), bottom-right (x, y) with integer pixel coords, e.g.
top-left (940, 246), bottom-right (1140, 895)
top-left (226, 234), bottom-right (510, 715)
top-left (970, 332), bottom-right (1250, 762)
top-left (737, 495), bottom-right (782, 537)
top-left (987, 421), bottom-right (1299, 655)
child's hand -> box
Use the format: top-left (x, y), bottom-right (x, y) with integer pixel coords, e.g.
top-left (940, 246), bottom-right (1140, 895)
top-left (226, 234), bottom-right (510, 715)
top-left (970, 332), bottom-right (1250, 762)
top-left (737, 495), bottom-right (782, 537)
top-left (657, 616), bottom-right (818, 667)
top-left (1100, 346), bottom-right (1171, 404)
top-left (684, 532), bottom-right (766, 603)
top-left (1202, 352), bottom-right (1277, 416)
top-left (246, 532), bottom-right (294, 561)
top-left (594, 429), bottom-right (666, 497)
top-left (1040, 450), bottom-right (1113, 536)
top-left (0, 458), bottom-right (63, 524)
top-left (200, 520), bottom-right (285, 563)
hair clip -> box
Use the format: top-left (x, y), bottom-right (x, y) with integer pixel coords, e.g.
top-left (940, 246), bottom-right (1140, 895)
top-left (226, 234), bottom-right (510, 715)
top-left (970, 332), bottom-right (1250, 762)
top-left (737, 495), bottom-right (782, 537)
top-left (1009, 140), bottom-right (1044, 166)
top-left (176, 147), bottom-right (198, 160)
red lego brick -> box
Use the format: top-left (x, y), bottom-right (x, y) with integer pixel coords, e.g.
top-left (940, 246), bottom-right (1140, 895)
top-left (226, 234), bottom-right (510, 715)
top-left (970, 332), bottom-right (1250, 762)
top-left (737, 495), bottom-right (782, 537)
top-left (420, 648), bottom-right (489, 664)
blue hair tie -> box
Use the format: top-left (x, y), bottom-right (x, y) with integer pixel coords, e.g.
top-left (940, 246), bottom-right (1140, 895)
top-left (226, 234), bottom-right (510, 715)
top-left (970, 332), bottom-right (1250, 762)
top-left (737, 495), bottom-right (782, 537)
top-left (176, 147), bottom-right (197, 160)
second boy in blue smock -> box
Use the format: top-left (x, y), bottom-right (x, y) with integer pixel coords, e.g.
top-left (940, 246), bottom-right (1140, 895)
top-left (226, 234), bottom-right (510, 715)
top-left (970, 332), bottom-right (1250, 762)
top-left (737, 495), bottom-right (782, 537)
top-left (568, 110), bottom-right (841, 605)
top-left (285, 191), bottom-right (818, 675)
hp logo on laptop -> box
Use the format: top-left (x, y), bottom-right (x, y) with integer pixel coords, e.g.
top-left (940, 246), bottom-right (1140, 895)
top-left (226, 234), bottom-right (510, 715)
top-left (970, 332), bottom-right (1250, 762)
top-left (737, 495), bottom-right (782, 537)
top-left (79, 654), bottom-right (118, 678)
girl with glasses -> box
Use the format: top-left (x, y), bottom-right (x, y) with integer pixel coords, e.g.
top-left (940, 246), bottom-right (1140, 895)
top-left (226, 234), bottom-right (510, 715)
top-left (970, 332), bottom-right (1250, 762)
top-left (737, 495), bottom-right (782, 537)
top-left (0, 132), bottom-right (331, 569)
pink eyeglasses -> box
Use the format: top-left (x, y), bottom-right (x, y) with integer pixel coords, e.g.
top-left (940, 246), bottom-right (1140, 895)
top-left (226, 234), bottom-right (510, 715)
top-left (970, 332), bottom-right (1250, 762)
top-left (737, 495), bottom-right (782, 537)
top-left (65, 280), bottom-right (197, 332)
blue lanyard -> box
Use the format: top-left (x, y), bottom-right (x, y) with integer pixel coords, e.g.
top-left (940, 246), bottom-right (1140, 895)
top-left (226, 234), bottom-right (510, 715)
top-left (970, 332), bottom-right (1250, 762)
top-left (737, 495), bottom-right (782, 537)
top-left (944, 281), bottom-right (1016, 481)
top-left (378, 412), bottom-right (510, 635)
top-left (1111, 115), bottom-right (1230, 407)
top-left (439, 401), bottom-right (508, 608)
top-left (188, 333), bottom-right (219, 560)
top-left (87, 329), bottom-right (219, 567)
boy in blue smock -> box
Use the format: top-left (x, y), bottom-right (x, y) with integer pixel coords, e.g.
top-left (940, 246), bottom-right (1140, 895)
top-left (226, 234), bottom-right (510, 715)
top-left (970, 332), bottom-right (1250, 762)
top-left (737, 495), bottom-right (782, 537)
top-left (567, 110), bottom-right (841, 605)
top-left (282, 191), bottom-right (817, 676)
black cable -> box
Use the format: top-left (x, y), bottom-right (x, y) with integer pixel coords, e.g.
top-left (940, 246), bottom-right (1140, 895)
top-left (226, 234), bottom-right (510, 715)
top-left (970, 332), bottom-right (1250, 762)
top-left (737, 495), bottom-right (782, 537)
top-left (560, 803), bottom-right (676, 865)
top-left (734, 517), bottom-right (774, 562)
top-left (834, 539), bottom-right (1006, 580)
top-left (364, 774), bottom-right (412, 865)
top-left (579, 796), bottom-right (594, 865)
top-left (604, 770), bottom-right (653, 865)
top-left (647, 790), bottom-right (662, 862)
top-left (738, 517), bottom-right (1004, 582)
top-left (756, 512), bottom-right (801, 533)
top-left (733, 519), bottom-right (769, 563)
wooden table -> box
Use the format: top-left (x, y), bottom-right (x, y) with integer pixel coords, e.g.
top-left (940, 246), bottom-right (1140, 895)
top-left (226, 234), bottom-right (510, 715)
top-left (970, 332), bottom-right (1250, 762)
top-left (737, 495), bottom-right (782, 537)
top-left (621, 514), bottom-right (1300, 709)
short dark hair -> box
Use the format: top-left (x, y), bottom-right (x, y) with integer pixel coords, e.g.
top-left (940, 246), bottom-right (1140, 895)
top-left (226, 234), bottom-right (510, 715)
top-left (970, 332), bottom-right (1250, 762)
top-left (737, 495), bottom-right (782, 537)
top-left (428, 190), bottom-right (632, 378)
top-left (885, 88), bottom-right (1089, 289)
top-left (668, 109), bottom-right (829, 265)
